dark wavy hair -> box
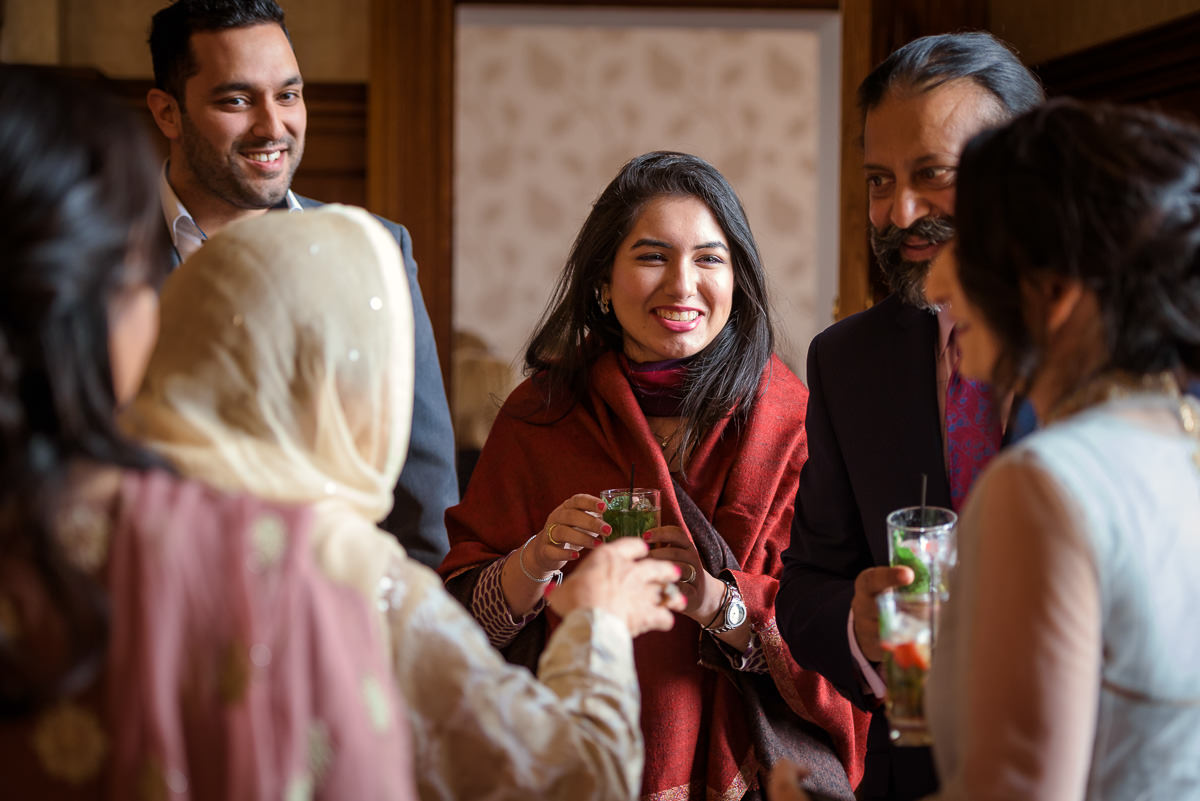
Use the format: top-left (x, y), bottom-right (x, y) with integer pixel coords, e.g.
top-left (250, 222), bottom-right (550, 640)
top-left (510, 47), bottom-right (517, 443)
top-left (858, 31), bottom-right (1044, 118)
top-left (0, 65), bottom-right (170, 715)
top-left (523, 151), bottom-right (774, 463)
top-left (955, 99), bottom-right (1200, 393)
top-left (149, 0), bottom-right (289, 102)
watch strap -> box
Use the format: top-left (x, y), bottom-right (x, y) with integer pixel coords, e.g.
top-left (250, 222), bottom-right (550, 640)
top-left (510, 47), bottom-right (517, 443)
top-left (707, 580), bottom-right (745, 634)
top-left (702, 581), bottom-right (730, 630)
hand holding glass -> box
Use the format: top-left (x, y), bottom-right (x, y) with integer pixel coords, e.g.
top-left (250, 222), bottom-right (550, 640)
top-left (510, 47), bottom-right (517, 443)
top-left (877, 505), bottom-right (956, 747)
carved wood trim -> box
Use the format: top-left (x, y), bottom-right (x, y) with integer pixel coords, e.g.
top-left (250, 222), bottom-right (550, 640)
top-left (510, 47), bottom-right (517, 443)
top-left (1035, 10), bottom-right (1200, 123)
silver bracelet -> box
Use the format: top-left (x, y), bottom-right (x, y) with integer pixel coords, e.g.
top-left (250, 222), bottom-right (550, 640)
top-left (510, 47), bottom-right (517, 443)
top-left (518, 534), bottom-right (563, 585)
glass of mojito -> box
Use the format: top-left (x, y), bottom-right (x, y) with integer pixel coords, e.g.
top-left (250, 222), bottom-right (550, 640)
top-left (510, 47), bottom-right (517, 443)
top-left (878, 505), bottom-right (957, 746)
top-left (600, 488), bottom-right (660, 541)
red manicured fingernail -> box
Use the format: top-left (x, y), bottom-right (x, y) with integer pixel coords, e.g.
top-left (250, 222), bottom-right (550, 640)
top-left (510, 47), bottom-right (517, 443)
top-left (597, 502), bottom-right (606, 511)
top-left (643, 532), bottom-right (653, 541)
top-left (601, 524), bottom-right (612, 535)
top-left (673, 564), bottom-right (683, 577)
top-left (569, 551), bottom-right (581, 560)
top-left (594, 537), bottom-right (604, 546)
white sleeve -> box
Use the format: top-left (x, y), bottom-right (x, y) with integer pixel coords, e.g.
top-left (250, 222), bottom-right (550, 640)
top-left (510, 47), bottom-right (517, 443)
top-left (930, 455), bottom-right (1100, 801)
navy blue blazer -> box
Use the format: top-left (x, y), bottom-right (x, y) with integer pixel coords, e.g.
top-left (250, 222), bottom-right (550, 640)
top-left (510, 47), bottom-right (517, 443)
top-left (777, 293), bottom-right (945, 801)
top-left (166, 196), bottom-right (458, 568)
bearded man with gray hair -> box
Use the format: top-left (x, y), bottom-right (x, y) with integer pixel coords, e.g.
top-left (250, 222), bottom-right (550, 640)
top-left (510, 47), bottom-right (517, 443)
top-left (776, 32), bottom-right (1043, 801)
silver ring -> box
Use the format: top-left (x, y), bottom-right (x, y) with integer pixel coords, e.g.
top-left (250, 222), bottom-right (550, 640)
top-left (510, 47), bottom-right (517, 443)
top-left (679, 563), bottom-right (697, 585)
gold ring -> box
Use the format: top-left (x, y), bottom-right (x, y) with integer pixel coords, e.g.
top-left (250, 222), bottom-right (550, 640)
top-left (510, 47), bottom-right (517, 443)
top-left (679, 563), bottom-right (697, 585)
top-left (546, 523), bottom-right (564, 546)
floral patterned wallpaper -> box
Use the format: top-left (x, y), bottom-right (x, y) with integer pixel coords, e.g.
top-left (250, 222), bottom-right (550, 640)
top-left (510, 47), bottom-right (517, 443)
top-left (454, 9), bottom-right (840, 392)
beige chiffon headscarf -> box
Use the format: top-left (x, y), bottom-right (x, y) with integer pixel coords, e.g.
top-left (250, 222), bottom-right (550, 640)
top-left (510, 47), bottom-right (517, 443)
top-left (123, 205), bottom-right (414, 602)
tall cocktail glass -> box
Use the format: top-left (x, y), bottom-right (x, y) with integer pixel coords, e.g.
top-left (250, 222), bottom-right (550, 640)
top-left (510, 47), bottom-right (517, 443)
top-left (878, 505), bottom-right (957, 746)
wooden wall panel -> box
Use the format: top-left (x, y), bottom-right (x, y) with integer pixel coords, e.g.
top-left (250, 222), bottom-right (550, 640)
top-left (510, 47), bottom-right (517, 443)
top-left (290, 83), bottom-right (368, 207)
top-left (1035, 10), bottom-right (1200, 125)
top-left (369, 0), bottom-right (455, 392)
top-left (837, 0), bottom-right (988, 318)
top-left (837, 0), bottom-right (872, 321)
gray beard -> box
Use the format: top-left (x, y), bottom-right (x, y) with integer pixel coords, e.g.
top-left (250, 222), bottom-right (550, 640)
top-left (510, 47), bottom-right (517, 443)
top-left (869, 217), bottom-right (955, 311)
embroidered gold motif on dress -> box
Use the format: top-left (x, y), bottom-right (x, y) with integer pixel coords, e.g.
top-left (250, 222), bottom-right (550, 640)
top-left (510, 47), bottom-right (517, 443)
top-left (308, 720), bottom-right (334, 782)
top-left (285, 774), bottom-right (314, 801)
top-left (643, 782), bottom-right (697, 801)
top-left (361, 675), bottom-right (392, 732)
top-left (1045, 371), bottom-right (1200, 471)
top-left (759, 621), bottom-right (808, 715)
top-left (250, 512), bottom-right (287, 569)
top-left (32, 702), bottom-right (108, 785)
top-left (56, 505), bottom-right (111, 573)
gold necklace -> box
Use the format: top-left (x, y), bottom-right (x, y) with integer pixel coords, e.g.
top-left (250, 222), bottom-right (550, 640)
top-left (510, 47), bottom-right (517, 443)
top-left (1046, 370), bottom-right (1200, 469)
top-left (647, 419), bottom-right (677, 451)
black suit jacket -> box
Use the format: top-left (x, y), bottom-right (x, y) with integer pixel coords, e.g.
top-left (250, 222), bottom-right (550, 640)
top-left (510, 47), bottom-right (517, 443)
top-left (777, 293), bottom-right (946, 800)
top-left (165, 196), bottom-right (458, 568)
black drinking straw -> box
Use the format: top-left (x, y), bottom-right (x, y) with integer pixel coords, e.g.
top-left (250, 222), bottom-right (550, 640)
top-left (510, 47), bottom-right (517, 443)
top-left (629, 462), bottom-right (636, 508)
top-left (920, 473), bottom-right (928, 524)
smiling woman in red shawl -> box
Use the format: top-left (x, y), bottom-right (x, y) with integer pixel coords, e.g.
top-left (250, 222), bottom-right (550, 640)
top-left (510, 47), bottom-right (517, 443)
top-left (441, 152), bottom-right (869, 801)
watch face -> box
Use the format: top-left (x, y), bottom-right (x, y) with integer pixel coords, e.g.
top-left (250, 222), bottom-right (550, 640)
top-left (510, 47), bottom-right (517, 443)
top-left (726, 596), bottom-right (747, 628)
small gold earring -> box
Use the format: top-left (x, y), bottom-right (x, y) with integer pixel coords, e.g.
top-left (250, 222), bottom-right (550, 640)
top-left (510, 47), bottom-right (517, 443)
top-left (598, 287), bottom-right (611, 314)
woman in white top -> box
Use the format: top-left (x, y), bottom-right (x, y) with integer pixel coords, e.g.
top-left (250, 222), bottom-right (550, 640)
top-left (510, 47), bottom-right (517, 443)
top-left (773, 99), bottom-right (1200, 801)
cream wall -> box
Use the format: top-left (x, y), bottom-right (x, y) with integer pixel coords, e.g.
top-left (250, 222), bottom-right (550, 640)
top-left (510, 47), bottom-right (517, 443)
top-left (454, 7), bottom-right (842, 386)
top-left (1, 0), bottom-right (367, 80)
top-left (989, 0), bottom-right (1200, 63)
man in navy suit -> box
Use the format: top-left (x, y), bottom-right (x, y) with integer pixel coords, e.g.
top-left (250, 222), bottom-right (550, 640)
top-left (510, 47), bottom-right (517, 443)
top-left (776, 33), bottom-right (1043, 801)
top-left (145, 0), bottom-right (457, 568)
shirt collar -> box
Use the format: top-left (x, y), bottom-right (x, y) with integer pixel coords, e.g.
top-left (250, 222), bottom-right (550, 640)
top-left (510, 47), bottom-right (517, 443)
top-left (936, 305), bottom-right (956, 357)
top-left (159, 161), bottom-right (302, 250)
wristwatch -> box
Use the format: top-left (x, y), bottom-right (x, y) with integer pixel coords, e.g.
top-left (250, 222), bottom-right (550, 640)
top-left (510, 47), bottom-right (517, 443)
top-left (707, 581), bottom-right (747, 634)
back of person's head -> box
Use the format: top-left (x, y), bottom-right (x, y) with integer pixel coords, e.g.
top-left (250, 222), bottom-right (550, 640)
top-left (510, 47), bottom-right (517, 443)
top-left (149, 0), bottom-right (289, 100)
top-left (526, 151), bottom-right (772, 417)
top-left (125, 206), bottom-right (414, 524)
top-left (0, 64), bottom-right (169, 714)
top-left (858, 31), bottom-right (1044, 122)
top-left (955, 99), bottom-right (1200, 388)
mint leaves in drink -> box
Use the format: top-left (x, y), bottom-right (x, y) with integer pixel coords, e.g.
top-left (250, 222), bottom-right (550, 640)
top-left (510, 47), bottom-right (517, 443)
top-left (602, 492), bottom-right (659, 541)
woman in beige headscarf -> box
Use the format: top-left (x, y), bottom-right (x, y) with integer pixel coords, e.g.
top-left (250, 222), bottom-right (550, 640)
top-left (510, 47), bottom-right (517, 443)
top-left (124, 205), bottom-right (686, 801)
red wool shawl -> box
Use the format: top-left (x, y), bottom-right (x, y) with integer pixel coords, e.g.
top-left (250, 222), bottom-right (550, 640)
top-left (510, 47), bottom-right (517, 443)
top-left (441, 351), bottom-right (868, 798)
